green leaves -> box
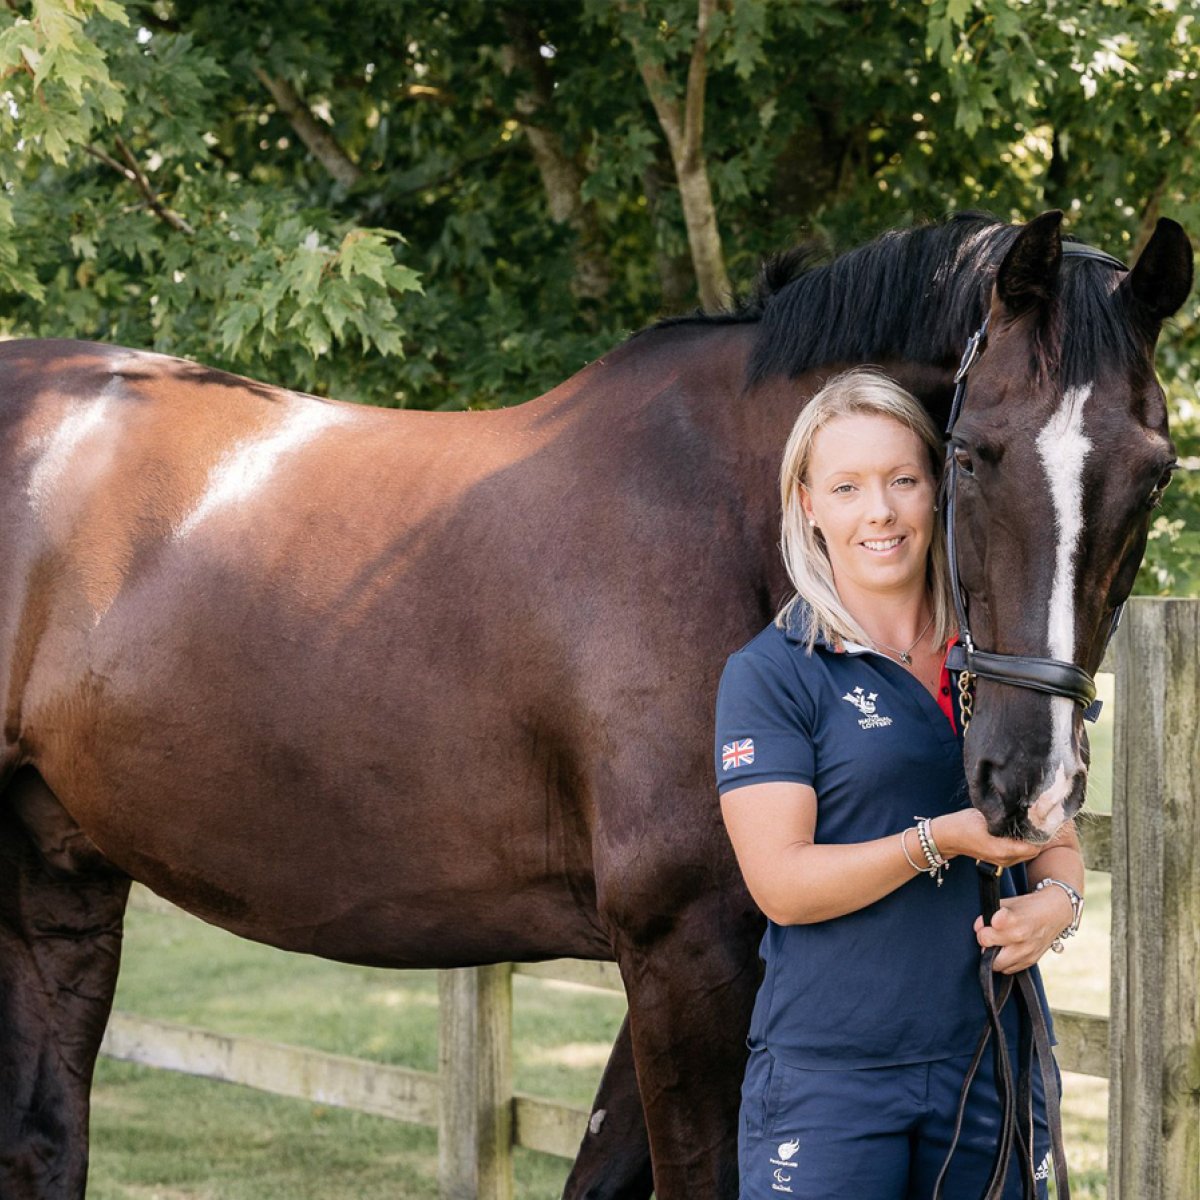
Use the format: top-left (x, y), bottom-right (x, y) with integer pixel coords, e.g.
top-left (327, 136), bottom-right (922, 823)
top-left (0, 0), bottom-right (127, 160)
top-left (201, 210), bottom-right (421, 367)
top-left (0, 0), bottom-right (1196, 587)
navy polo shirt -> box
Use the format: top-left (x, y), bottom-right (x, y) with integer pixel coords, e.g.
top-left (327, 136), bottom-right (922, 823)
top-left (715, 602), bottom-right (1053, 1069)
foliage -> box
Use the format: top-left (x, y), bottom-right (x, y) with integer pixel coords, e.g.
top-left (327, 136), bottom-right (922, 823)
top-left (0, 0), bottom-right (1197, 588)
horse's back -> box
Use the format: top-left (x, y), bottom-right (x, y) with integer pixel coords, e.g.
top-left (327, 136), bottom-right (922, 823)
top-left (0, 336), bottom-right (754, 965)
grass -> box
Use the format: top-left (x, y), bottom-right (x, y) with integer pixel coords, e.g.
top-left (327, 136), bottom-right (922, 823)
top-left (90, 914), bottom-right (627, 1199)
top-left (88, 676), bottom-right (1119, 1198)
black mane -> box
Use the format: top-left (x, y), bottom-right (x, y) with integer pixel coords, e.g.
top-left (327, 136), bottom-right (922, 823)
top-left (652, 213), bottom-right (1146, 388)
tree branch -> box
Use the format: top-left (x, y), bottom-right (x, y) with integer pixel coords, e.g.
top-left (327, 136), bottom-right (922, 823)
top-left (623, 0), bottom-right (730, 310)
top-left (252, 66), bottom-right (363, 189)
top-left (500, 10), bottom-right (610, 301)
top-left (681, 0), bottom-right (714, 172)
top-left (83, 138), bottom-right (195, 234)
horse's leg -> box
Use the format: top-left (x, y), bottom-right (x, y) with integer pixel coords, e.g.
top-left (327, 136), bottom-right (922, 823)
top-left (604, 887), bottom-right (763, 1199)
top-left (562, 1013), bottom-right (654, 1200)
top-left (0, 768), bottom-right (131, 1200)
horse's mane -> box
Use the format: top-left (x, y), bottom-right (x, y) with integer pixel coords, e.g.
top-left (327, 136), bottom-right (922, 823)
top-left (649, 212), bottom-right (1145, 388)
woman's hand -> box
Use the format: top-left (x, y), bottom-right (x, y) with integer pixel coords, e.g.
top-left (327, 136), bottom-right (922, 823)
top-left (973, 888), bottom-right (1075, 973)
top-left (929, 808), bottom-right (1046, 869)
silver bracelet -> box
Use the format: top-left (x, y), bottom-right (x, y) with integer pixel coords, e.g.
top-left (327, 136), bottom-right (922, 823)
top-left (900, 826), bottom-right (927, 876)
top-left (1035, 877), bottom-right (1084, 952)
top-left (913, 816), bottom-right (949, 887)
top-left (922, 817), bottom-right (947, 866)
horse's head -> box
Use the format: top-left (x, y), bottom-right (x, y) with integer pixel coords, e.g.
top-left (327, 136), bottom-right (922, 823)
top-left (949, 210), bottom-right (1193, 841)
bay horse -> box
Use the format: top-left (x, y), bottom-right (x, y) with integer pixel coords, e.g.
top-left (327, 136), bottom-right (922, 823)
top-left (0, 210), bottom-right (1190, 1200)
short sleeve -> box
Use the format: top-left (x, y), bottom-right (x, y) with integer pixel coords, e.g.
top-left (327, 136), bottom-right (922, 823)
top-left (714, 649), bottom-right (816, 795)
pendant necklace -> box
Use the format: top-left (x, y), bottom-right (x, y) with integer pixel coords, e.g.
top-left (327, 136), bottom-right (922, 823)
top-left (875, 612), bottom-right (935, 666)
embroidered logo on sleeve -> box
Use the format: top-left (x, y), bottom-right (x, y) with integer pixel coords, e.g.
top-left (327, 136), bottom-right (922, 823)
top-left (841, 686), bottom-right (894, 730)
top-left (721, 738), bottom-right (755, 770)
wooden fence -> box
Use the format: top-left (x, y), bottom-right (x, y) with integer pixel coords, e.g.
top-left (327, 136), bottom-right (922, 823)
top-left (99, 597), bottom-right (1200, 1200)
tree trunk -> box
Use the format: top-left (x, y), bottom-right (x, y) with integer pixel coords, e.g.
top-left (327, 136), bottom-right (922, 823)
top-left (500, 13), bottom-right (611, 304)
top-left (625, 0), bottom-right (731, 312)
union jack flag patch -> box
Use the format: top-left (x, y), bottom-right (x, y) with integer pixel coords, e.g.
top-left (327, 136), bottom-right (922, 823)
top-left (722, 738), bottom-right (755, 771)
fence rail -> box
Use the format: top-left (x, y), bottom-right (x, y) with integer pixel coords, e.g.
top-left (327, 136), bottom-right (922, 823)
top-left (100, 597), bottom-right (1200, 1200)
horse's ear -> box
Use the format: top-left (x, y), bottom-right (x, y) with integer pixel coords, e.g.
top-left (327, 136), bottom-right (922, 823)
top-left (1127, 218), bottom-right (1193, 324)
top-left (995, 210), bottom-right (1064, 314)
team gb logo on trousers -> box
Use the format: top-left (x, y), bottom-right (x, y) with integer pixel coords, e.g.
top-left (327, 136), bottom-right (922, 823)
top-left (842, 686), bottom-right (893, 730)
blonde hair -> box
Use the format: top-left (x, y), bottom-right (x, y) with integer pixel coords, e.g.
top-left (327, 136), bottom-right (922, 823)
top-left (775, 367), bottom-right (955, 652)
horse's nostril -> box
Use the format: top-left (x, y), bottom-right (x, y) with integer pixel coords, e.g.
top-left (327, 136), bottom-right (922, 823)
top-left (976, 757), bottom-right (1009, 803)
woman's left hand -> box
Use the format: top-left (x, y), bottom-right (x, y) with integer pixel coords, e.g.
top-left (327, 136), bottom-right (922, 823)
top-left (973, 889), bottom-right (1074, 974)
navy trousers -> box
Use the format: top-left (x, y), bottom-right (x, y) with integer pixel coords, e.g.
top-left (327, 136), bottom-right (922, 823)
top-left (737, 1041), bottom-right (1056, 1199)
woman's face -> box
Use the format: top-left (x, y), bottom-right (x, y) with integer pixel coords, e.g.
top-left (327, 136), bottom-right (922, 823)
top-left (800, 412), bottom-right (937, 604)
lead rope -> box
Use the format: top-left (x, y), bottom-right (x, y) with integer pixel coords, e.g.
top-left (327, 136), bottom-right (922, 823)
top-left (934, 672), bottom-right (1070, 1199)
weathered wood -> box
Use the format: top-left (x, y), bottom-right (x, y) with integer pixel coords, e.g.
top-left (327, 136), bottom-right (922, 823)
top-left (1050, 1009), bottom-right (1109, 1079)
top-left (512, 1094), bottom-right (592, 1159)
top-left (100, 1012), bottom-right (439, 1124)
top-left (1075, 811), bottom-right (1111, 874)
top-left (438, 965), bottom-right (514, 1200)
top-left (512, 959), bottom-right (624, 993)
top-left (1109, 600), bottom-right (1200, 1200)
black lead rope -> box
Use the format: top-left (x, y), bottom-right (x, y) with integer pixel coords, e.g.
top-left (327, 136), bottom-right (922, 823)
top-left (931, 865), bottom-right (1070, 1200)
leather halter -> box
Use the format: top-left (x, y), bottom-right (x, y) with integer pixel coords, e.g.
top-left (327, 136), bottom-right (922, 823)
top-left (942, 242), bottom-right (1129, 720)
top-left (934, 242), bottom-right (1128, 1200)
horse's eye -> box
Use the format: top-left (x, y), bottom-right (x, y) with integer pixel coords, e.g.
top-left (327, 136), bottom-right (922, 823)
top-left (1148, 465), bottom-right (1177, 509)
top-left (953, 446), bottom-right (975, 476)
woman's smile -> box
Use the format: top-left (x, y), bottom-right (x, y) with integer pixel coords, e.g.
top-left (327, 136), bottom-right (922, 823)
top-left (860, 534), bottom-right (906, 553)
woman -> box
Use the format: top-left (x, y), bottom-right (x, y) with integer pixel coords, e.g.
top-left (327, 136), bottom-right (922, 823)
top-left (715, 369), bottom-right (1084, 1199)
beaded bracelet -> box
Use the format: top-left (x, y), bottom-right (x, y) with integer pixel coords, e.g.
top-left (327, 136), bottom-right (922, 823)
top-left (900, 822), bottom-right (947, 886)
top-left (914, 816), bottom-right (949, 887)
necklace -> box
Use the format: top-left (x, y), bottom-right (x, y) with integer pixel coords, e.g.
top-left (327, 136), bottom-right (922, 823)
top-left (874, 612), bottom-right (935, 666)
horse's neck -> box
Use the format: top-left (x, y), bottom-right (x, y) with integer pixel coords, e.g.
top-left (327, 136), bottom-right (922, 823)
top-left (726, 353), bottom-right (956, 493)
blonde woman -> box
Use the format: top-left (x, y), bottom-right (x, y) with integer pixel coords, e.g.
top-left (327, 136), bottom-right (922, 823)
top-left (715, 369), bottom-right (1083, 1199)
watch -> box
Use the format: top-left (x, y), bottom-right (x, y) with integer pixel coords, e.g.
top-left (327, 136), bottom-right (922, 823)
top-left (1035, 877), bottom-right (1084, 953)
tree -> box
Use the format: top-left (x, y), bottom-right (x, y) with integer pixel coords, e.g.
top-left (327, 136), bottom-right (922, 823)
top-left (1, 0), bottom-right (1197, 589)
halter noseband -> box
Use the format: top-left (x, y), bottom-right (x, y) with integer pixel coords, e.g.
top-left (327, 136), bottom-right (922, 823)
top-left (942, 242), bottom-right (1128, 725)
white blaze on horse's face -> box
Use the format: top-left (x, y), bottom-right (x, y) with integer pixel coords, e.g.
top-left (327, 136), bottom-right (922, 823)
top-left (175, 402), bottom-right (350, 539)
top-left (1028, 382), bottom-right (1093, 837)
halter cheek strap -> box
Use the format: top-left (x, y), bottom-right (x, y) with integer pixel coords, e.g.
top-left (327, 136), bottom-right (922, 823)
top-left (943, 242), bottom-right (1129, 724)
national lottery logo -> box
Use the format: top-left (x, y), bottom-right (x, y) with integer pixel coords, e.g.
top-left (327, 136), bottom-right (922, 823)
top-left (842, 685), bottom-right (893, 730)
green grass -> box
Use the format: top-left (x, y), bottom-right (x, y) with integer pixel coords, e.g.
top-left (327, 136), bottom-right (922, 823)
top-left (91, 906), bottom-right (626, 1199)
top-left (88, 679), bottom-right (1119, 1197)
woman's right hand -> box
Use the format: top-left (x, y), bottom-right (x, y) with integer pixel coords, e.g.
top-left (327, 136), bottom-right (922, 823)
top-left (929, 808), bottom-right (1046, 868)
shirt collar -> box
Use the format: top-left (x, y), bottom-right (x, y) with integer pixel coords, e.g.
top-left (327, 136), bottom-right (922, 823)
top-left (782, 599), bottom-right (861, 653)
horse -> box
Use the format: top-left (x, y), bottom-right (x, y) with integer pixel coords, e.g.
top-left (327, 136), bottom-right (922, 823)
top-left (0, 209), bottom-right (1190, 1200)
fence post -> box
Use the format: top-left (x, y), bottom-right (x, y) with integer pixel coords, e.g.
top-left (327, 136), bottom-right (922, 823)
top-left (1108, 598), bottom-right (1200, 1199)
top-left (438, 965), bottom-right (514, 1200)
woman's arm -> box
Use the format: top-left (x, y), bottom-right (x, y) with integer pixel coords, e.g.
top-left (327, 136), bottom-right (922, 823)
top-left (720, 782), bottom-right (1048, 926)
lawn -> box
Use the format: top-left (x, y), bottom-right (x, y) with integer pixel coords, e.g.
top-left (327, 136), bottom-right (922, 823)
top-left (88, 677), bottom-right (1118, 1199)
